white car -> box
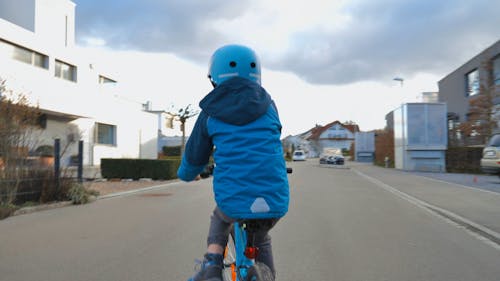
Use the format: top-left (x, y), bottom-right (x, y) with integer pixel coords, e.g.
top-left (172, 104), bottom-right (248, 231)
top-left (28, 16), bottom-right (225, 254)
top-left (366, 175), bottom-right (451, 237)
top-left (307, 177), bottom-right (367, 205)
top-left (481, 133), bottom-right (500, 175)
top-left (292, 150), bottom-right (306, 161)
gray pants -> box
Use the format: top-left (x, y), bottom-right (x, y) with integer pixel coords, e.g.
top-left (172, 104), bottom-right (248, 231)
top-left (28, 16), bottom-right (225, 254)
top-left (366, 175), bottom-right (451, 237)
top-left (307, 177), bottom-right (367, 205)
top-left (207, 207), bottom-right (279, 275)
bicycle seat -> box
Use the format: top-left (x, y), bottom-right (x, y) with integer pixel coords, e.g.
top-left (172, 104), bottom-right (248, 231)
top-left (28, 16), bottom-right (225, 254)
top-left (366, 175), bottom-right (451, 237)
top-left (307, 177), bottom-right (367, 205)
top-left (239, 219), bottom-right (275, 233)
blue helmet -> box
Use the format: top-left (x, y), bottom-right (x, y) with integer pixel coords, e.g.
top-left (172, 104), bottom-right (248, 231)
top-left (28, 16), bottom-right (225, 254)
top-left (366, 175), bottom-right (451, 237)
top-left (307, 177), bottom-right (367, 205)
top-left (208, 44), bottom-right (261, 87)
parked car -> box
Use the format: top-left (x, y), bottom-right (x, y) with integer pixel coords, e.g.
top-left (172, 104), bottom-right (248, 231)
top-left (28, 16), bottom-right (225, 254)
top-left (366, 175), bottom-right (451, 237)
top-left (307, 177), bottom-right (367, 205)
top-left (327, 155), bottom-right (345, 165)
top-left (319, 155), bottom-right (328, 164)
top-left (292, 150), bottom-right (306, 161)
top-left (480, 133), bottom-right (500, 175)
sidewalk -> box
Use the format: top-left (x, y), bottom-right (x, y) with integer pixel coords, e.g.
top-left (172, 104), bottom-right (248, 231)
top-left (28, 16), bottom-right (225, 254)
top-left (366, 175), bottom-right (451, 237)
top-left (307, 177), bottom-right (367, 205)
top-left (9, 179), bottom-right (179, 218)
top-left (411, 170), bottom-right (500, 194)
top-left (350, 162), bottom-right (500, 245)
top-left (85, 179), bottom-right (178, 197)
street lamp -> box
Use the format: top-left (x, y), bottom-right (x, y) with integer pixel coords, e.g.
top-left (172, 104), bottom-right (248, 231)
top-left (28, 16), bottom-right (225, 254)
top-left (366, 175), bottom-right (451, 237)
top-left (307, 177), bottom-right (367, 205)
top-left (393, 77), bottom-right (404, 87)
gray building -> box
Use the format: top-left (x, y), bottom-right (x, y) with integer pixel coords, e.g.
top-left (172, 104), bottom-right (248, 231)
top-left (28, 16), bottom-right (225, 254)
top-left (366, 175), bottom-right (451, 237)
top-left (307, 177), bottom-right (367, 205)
top-left (393, 103), bottom-right (448, 172)
top-left (354, 132), bottom-right (375, 162)
top-left (438, 40), bottom-right (500, 124)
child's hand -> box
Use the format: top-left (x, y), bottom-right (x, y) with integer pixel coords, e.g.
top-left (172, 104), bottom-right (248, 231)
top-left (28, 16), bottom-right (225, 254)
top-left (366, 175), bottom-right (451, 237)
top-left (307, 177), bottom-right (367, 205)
top-left (194, 175), bottom-right (202, 181)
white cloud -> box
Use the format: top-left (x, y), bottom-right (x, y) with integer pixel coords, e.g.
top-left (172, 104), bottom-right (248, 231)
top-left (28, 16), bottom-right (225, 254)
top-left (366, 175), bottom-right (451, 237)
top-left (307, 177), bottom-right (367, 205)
top-left (73, 0), bottom-right (500, 85)
top-left (71, 0), bottom-right (498, 136)
top-left (209, 0), bottom-right (349, 58)
top-left (81, 36), bottom-right (106, 47)
top-left (265, 69), bottom-right (440, 136)
top-left (78, 42), bottom-right (442, 137)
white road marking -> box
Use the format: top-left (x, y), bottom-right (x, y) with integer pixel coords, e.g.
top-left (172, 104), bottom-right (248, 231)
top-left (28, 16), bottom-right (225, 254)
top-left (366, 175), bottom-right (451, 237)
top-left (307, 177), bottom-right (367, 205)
top-left (353, 168), bottom-right (500, 251)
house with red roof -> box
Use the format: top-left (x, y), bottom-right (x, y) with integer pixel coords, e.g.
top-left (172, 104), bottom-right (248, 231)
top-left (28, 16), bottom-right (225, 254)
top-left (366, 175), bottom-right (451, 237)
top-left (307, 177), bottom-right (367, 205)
top-left (282, 121), bottom-right (360, 158)
top-left (306, 121), bottom-right (360, 156)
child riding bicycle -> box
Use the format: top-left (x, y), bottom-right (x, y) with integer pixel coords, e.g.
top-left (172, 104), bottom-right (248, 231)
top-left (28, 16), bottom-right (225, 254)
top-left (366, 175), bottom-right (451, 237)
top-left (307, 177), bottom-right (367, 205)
top-left (177, 44), bottom-right (290, 281)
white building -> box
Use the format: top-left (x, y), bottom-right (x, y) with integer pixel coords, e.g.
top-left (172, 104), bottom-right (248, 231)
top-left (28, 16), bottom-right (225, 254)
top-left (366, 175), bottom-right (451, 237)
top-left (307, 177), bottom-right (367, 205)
top-left (307, 121), bottom-right (360, 155)
top-left (283, 121), bottom-right (361, 158)
top-left (0, 0), bottom-right (158, 168)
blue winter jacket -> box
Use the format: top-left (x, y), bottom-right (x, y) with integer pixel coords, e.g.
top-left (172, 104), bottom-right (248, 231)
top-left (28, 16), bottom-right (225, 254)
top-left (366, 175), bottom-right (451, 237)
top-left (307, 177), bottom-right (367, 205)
top-left (177, 77), bottom-right (289, 219)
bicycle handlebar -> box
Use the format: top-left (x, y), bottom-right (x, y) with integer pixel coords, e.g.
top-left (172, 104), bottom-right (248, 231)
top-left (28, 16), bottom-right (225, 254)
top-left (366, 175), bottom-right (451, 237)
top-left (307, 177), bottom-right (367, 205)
top-left (199, 164), bottom-right (292, 179)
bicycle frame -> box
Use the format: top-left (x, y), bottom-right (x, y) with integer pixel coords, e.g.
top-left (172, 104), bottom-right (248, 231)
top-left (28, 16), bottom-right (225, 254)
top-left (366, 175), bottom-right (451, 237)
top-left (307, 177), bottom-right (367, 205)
top-left (225, 221), bottom-right (254, 280)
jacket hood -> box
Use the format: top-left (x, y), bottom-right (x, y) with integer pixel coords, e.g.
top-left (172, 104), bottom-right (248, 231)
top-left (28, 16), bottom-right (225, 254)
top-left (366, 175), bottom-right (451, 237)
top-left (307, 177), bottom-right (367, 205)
top-left (199, 77), bottom-right (272, 126)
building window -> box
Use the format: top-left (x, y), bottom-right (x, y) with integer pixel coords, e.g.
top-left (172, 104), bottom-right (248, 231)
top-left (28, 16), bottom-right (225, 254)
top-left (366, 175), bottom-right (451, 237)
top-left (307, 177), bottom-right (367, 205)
top-left (33, 52), bottom-right (47, 68)
top-left (95, 123), bottom-right (116, 146)
top-left (493, 55), bottom-right (500, 86)
top-left (55, 60), bottom-right (77, 82)
top-left (99, 75), bottom-right (116, 84)
top-left (465, 69), bottom-right (479, 96)
top-left (0, 39), bottom-right (48, 69)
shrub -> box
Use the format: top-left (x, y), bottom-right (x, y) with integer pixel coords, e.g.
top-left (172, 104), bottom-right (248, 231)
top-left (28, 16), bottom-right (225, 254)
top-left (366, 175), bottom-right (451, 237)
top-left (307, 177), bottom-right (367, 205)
top-left (66, 182), bottom-right (99, 205)
top-left (101, 158), bottom-right (181, 180)
top-left (158, 154), bottom-right (181, 161)
top-left (162, 146), bottom-right (181, 157)
top-left (446, 146), bottom-right (483, 173)
top-left (374, 129), bottom-right (395, 167)
top-left (67, 183), bottom-right (89, 204)
top-left (0, 203), bottom-right (18, 220)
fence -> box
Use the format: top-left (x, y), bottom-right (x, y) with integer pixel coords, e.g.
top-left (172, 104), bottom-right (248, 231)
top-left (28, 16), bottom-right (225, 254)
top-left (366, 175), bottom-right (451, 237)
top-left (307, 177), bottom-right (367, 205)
top-left (0, 171), bottom-right (76, 205)
top-left (446, 146), bottom-right (484, 173)
top-left (0, 139), bottom-right (83, 205)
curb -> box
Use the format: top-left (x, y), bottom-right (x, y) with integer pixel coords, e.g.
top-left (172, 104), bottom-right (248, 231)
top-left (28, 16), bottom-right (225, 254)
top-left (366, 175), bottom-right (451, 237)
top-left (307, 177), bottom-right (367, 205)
top-left (97, 181), bottom-right (179, 199)
top-left (12, 201), bottom-right (74, 216)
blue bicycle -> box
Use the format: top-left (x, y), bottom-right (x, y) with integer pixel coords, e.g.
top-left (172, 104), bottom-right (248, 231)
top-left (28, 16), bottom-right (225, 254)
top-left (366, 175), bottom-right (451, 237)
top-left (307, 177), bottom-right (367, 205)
top-left (222, 219), bottom-right (275, 281)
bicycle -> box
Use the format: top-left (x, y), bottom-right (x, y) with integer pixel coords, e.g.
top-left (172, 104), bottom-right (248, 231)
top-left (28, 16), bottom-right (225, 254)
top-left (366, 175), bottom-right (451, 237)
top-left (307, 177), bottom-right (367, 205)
top-left (221, 167), bottom-right (293, 281)
top-left (222, 219), bottom-right (275, 281)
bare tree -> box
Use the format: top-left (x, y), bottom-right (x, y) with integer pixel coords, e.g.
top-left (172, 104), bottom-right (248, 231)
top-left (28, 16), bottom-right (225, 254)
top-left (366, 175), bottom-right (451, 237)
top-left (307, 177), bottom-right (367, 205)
top-left (0, 78), bottom-right (42, 204)
top-left (166, 104), bottom-right (199, 155)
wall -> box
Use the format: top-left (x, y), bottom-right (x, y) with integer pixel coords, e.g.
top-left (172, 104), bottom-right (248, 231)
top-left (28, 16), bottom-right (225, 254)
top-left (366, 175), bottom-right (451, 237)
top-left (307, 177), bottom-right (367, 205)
top-left (355, 132), bottom-right (375, 162)
top-left (438, 40), bottom-right (500, 122)
top-left (393, 106), bottom-right (405, 169)
top-left (0, 0), bottom-right (158, 168)
top-left (318, 125), bottom-right (355, 151)
top-left (393, 103), bottom-right (448, 172)
top-left (35, 0), bottom-right (75, 48)
top-left (0, 0), bottom-right (36, 31)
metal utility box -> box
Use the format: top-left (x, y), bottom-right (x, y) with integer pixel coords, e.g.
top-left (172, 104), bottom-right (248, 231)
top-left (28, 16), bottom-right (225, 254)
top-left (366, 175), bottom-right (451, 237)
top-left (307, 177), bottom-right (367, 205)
top-left (355, 132), bottom-right (375, 162)
top-left (393, 103), bottom-right (447, 172)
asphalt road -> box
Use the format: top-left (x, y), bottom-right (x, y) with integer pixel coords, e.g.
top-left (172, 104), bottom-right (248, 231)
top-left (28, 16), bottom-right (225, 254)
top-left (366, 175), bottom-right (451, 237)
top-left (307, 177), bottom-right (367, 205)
top-left (1, 160), bottom-right (500, 281)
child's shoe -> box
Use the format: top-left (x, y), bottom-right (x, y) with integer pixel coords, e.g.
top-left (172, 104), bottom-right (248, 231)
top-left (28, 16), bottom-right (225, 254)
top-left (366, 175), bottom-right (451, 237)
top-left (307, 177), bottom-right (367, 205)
top-left (187, 253), bottom-right (223, 281)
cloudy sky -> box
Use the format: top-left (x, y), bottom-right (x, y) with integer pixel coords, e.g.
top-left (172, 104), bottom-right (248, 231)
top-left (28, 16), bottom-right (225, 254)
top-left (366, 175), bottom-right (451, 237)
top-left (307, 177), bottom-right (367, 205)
top-left (72, 0), bottom-right (500, 136)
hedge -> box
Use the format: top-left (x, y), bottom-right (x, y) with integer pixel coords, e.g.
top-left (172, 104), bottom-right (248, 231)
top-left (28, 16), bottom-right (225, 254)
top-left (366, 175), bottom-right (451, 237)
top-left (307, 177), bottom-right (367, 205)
top-left (101, 158), bottom-right (181, 180)
top-left (446, 146), bottom-right (483, 174)
top-left (162, 146), bottom-right (181, 157)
